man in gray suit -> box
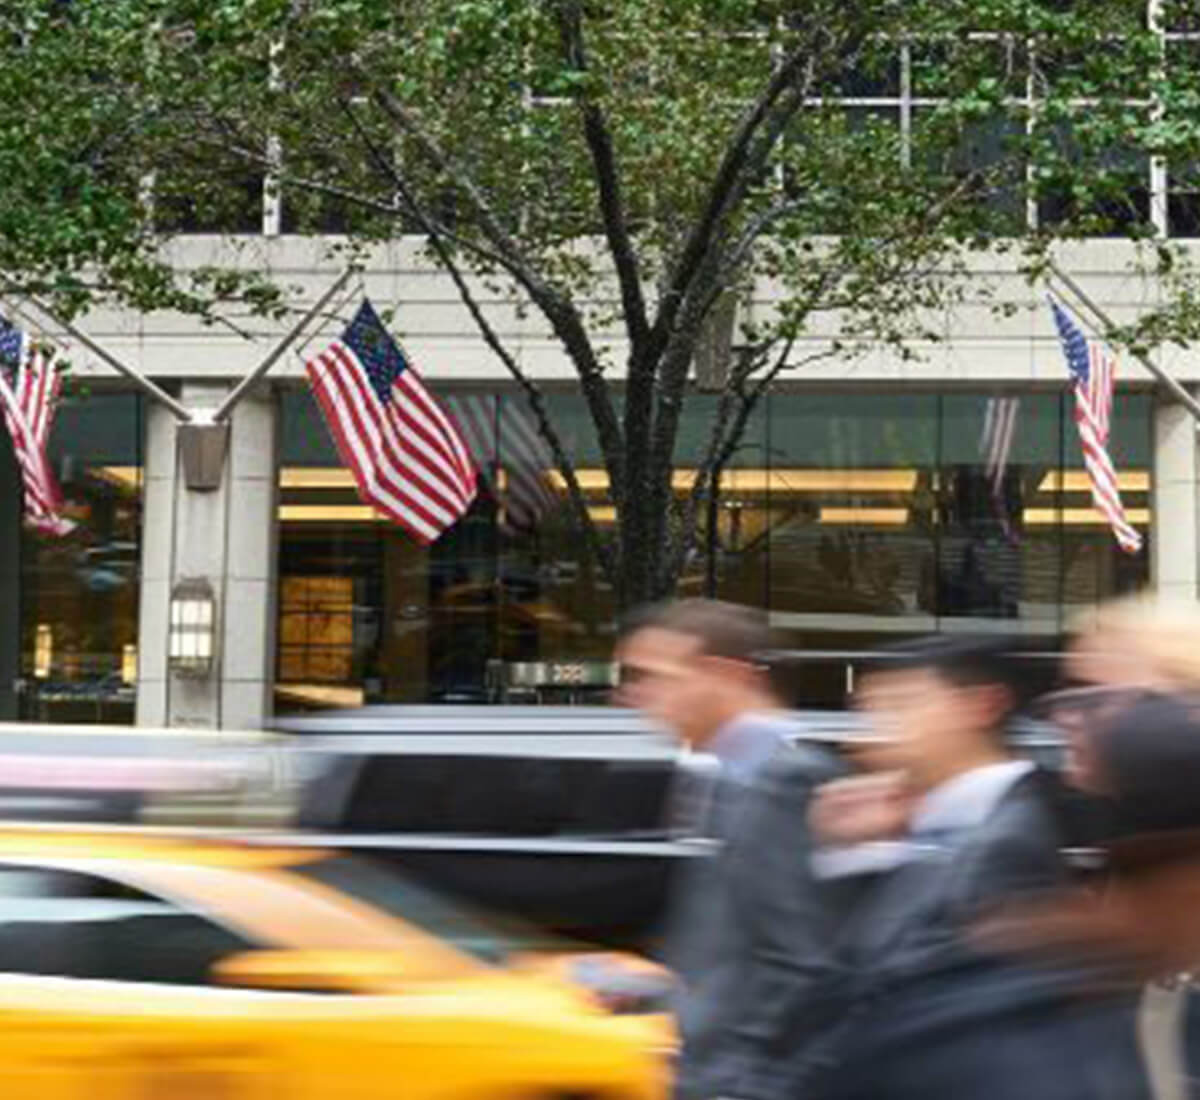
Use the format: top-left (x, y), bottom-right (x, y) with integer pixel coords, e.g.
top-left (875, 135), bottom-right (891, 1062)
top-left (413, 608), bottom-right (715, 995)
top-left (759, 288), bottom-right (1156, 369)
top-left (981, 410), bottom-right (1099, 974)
top-left (615, 600), bottom-right (843, 1100)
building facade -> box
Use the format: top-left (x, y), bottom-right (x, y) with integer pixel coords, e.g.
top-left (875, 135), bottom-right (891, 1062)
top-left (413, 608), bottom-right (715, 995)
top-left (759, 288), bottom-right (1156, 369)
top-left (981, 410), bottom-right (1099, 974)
top-left (0, 234), bottom-right (1193, 727)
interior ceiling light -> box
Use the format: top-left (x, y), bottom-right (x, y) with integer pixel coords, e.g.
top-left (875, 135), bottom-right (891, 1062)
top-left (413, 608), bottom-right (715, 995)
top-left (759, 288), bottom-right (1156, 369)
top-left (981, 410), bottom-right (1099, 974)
top-left (1023, 507), bottom-right (1151, 526)
top-left (818, 507), bottom-right (910, 526)
top-left (1037, 470), bottom-right (1149, 493)
top-left (546, 468), bottom-right (918, 494)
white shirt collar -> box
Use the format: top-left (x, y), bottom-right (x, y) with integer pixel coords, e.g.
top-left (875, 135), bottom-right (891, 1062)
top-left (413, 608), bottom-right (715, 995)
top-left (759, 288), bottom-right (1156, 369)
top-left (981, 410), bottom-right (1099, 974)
top-left (909, 759), bottom-right (1035, 837)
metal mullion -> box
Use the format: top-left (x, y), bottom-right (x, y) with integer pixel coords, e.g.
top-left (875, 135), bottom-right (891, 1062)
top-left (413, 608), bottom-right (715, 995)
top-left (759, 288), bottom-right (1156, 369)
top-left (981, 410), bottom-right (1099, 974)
top-left (1150, 0), bottom-right (1169, 237)
top-left (1025, 31), bottom-right (1038, 231)
top-left (263, 39), bottom-right (283, 237)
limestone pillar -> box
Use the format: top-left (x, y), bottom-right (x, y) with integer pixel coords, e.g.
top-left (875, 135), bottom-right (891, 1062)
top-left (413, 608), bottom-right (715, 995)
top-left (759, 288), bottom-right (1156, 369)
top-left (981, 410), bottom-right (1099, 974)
top-left (1151, 394), bottom-right (1200, 604)
top-left (136, 383), bottom-right (279, 729)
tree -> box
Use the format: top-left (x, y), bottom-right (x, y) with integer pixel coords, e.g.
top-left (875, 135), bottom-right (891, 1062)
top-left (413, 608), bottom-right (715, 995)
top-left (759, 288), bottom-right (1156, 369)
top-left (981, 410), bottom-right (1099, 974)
top-left (3, 0), bottom-right (1199, 607)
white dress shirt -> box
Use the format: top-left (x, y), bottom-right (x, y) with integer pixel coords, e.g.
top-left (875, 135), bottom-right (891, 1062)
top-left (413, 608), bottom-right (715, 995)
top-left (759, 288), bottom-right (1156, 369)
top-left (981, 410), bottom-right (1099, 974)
top-left (812, 759), bottom-right (1034, 880)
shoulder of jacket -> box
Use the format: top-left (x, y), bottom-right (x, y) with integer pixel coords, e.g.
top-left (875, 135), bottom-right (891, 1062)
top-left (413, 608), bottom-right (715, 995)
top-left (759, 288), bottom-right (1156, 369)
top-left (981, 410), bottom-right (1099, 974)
top-left (761, 741), bottom-right (842, 787)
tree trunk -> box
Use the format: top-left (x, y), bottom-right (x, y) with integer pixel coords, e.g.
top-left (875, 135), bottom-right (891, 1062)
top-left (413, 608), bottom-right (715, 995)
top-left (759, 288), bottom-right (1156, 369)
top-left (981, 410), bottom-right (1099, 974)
top-left (614, 465), bottom-right (678, 609)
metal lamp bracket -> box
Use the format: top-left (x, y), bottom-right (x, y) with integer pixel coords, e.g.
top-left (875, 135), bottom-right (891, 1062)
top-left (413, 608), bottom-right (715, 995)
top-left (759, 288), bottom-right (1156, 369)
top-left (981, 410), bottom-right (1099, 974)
top-left (178, 413), bottom-right (230, 492)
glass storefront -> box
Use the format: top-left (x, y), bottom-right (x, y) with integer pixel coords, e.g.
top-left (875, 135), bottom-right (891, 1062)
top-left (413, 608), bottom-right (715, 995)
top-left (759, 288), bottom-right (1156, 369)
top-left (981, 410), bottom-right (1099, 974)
top-left (11, 392), bottom-right (143, 722)
top-left (275, 385), bottom-right (1152, 711)
top-left (0, 380), bottom-right (1150, 722)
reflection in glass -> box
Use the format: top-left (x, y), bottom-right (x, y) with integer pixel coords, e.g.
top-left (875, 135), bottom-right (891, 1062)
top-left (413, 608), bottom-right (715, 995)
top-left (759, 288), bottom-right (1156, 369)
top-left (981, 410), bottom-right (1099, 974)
top-left (274, 385), bottom-right (1152, 712)
top-left (19, 392), bottom-right (142, 723)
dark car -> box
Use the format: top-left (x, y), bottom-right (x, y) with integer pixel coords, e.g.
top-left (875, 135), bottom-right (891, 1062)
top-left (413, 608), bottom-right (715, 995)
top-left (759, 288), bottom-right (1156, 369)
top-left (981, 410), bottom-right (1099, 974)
top-left (272, 705), bottom-right (874, 947)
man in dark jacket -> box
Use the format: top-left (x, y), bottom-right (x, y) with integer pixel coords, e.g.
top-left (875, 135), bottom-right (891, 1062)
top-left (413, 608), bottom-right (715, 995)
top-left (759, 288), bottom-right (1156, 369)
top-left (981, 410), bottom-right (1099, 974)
top-left (615, 600), bottom-right (843, 1100)
top-left (812, 636), bottom-right (1148, 1100)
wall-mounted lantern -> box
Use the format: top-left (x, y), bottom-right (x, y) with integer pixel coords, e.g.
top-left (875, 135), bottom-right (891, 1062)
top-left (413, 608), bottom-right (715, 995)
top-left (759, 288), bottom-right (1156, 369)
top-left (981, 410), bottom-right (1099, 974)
top-left (168, 578), bottom-right (217, 678)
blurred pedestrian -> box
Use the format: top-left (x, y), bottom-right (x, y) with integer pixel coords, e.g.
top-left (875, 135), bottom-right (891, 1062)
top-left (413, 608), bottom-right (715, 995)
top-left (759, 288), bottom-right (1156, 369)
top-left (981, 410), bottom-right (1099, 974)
top-left (807, 636), bottom-right (1140, 1100)
top-left (1034, 594), bottom-right (1200, 847)
top-left (614, 599), bottom-right (843, 1100)
top-left (1066, 593), bottom-right (1200, 696)
top-left (998, 680), bottom-right (1200, 1100)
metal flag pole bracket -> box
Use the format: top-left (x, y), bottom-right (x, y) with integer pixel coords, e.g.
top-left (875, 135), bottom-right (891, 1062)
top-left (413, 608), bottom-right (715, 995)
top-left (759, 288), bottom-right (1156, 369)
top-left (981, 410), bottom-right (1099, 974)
top-left (1047, 259), bottom-right (1200, 426)
top-left (6, 267), bottom-right (355, 491)
top-left (183, 267), bottom-right (353, 492)
top-left (212, 267), bottom-right (355, 424)
top-left (5, 293), bottom-right (194, 423)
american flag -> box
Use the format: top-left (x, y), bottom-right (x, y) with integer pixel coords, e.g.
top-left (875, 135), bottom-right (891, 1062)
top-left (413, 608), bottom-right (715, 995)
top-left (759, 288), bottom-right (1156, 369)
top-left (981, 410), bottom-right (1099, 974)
top-left (980, 395), bottom-right (1020, 540)
top-left (305, 300), bottom-right (477, 544)
top-left (444, 394), bottom-right (557, 535)
top-left (1048, 297), bottom-right (1142, 554)
top-left (0, 320), bottom-right (73, 536)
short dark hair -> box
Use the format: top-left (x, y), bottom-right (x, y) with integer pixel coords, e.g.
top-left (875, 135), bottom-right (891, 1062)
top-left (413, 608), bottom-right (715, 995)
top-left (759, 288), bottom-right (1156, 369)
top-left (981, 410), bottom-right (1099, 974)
top-left (864, 634), bottom-right (1024, 710)
top-left (620, 599), bottom-right (772, 663)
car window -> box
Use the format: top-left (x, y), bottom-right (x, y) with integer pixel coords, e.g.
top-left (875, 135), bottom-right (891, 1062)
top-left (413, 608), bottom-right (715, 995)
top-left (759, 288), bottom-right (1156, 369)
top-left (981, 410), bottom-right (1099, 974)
top-left (290, 854), bottom-right (565, 964)
top-left (0, 865), bottom-right (252, 986)
top-left (318, 754), bottom-right (674, 836)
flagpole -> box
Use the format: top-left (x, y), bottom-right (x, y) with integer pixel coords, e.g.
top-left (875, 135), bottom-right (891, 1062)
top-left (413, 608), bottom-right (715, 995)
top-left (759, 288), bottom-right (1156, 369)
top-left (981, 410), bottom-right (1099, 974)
top-left (7, 295), bottom-right (195, 423)
top-left (213, 267), bottom-right (355, 423)
top-left (1047, 259), bottom-right (1200, 425)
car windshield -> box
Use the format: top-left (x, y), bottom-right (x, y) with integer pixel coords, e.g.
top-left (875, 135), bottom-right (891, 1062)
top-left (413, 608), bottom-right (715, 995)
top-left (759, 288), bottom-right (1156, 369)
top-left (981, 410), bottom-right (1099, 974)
top-left (289, 854), bottom-right (564, 966)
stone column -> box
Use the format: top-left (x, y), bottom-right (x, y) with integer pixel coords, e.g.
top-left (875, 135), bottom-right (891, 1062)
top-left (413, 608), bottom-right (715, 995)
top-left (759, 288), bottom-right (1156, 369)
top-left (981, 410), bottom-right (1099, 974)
top-left (136, 383), bottom-right (278, 729)
top-left (1151, 394), bottom-right (1200, 604)
top-left (220, 386), bottom-right (279, 728)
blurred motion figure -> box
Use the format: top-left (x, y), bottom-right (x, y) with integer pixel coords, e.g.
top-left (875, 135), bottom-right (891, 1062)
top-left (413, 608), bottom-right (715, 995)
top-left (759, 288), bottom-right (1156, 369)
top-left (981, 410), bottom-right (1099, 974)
top-left (811, 636), bottom-right (1147, 1100)
top-left (616, 599), bottom-right (842, 1100)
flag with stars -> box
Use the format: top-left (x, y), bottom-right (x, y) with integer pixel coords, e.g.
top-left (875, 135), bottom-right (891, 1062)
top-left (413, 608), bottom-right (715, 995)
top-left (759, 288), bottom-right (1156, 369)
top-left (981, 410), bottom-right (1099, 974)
top-left (1048, 296), bottom-right (1142, 554)
top-left (305, 300), bottom-right (477, 543)
top-left (0, 319), bottom-right (73, 536)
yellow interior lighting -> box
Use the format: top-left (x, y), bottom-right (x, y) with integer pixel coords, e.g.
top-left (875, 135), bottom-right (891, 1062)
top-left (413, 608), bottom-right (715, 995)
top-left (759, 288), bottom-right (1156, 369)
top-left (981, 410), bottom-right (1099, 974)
top-left (1023, 508), bottom-right (1151, 526)
top-left (1037, 470), bottom-right (1150, 493)
top-left (274, 683), bottom-right (366, 708)
top-left (279, 504), bottom-right (383, 523)
top-left (818, 507), bottom-right (910, 526)
top-left (279, 468), bottom-right (355, 489)
top-left (93, 466), bottom-right (142, 490)
top-left (546, 468), bottom-right (918, 494)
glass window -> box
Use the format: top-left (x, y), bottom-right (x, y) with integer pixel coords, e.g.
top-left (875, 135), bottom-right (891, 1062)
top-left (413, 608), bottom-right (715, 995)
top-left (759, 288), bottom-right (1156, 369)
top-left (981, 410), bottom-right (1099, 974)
top-left (1057, 390), bottom-right (1151, 611)
top-left (911, 107), bottom-right (1026, 233)
top-left (291, 854), bottom-right (563, 963)
top-left (936, 392), bottom-right (1063, 630)
top-left (1034, 122), bottom-right (1152, 236)
top-left (154, 167), bottom-right (265, 235)
top-left (17, 391), bottom-right (142, 723)
top-left (0, 866), bottom-right (250, 985)
top-left (274, 383), bottom-right (1153, 711)
top-left (909, 36), bottom-right (1026, 99)
top-left (330, 752), bottom-right (672, 838)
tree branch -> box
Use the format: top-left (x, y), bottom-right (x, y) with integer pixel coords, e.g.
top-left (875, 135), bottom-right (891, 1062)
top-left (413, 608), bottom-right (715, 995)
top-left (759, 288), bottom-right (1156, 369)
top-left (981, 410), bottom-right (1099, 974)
top-left (645, 29), bottom-right (830, 362)
top-left (644, 39), bottom-right (837, 566)
top-left (368, 83), bottom-right (628, 506)
top-left (337, 99), bottom-right (616, 579)
top-left (553, 1), bottom-right (651, 356)
top-left (430, 225), bottom-right (616, 580)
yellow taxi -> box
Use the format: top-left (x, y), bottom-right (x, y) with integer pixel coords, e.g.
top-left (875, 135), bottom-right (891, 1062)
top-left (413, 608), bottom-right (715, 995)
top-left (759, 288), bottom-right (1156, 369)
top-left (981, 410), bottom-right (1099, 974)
top-left (0, 828), bottom-right (670, 1099)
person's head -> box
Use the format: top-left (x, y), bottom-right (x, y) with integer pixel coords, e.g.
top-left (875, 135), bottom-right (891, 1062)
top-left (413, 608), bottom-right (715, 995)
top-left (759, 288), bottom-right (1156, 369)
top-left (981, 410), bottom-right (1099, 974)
top-left (1066, 593), bottom-right (1200, 694)
top-left (1040, 595), bottom-right (1200, 789)
top-left (1090, 692), bottom-right (1200, 837)
top-left (852, 635), bottom-right (1019, 791)
top-left (613, 599), bottom-right (776, 748)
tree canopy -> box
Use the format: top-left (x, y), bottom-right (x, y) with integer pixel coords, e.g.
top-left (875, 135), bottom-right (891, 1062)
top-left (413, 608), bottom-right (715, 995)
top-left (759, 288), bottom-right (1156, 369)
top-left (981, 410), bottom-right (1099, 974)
top-left (3, 0), bottom-right (1200, 603)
